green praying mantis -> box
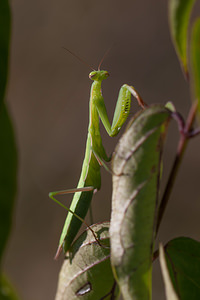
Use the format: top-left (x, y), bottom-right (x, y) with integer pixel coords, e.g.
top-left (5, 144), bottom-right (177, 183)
top-left (49, 50), bottom-right (146, 259)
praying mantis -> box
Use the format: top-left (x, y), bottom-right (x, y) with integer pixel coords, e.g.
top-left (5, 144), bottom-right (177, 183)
top-left (49, 52), bottom-right (146, 259)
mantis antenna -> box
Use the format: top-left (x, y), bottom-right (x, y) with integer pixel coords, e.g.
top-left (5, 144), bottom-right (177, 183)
top-left (62, 47), bottom-right (95, 71)
top-left (98, 45), bottom-right (113, 70)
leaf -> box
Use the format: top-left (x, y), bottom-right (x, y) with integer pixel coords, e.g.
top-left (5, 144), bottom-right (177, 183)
top-left (159, 244), bottom-right (179, 300)
top-left (191, 18), bottom-right (200, 114)
top-left (0, 274), bottom-right (20, 300)
top-left (165, 101), bottom-right (176, 113)
top-left (55, 222), bottom-right (119, 300)
top-left (0, 103), bottom-right (17, 263)
top-left (168, 0), bottom-right (196, 77)
top-left (110, 105), bottom-right (172, 300)
top-left (0, 0), bottom-right (16, 264)
top-left (164, 237), bottom-right (200, 300)
top-left (0, 1), bottom-right (18, 298)
top-left (0, 0), bottom-right (11, 106)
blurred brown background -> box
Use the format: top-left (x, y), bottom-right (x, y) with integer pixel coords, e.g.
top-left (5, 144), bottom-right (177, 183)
top-left (3, 0), bottom-right (200, 299)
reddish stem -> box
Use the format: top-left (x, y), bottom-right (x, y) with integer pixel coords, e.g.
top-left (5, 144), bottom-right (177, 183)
top-left (156, 101), bottom-right (198, 235)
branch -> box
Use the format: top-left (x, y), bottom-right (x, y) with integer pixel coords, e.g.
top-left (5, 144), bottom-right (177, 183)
top-left (156, 101), bottom-right (198, 234)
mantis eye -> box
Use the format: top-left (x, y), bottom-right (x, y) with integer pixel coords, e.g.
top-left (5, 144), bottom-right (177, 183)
top-left (89, 71), bottom-right (97, 80)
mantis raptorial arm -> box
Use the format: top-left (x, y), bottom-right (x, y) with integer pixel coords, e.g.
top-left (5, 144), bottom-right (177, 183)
top-left (94, 84), bottom-right (146, 137)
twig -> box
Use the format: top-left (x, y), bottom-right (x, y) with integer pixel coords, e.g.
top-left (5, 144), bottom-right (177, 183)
top-left (156, 101), bottom-right (198, 235)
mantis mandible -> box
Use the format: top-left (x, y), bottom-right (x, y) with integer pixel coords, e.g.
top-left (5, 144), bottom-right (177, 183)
top-left (49, 53), bottom-right (146, 259)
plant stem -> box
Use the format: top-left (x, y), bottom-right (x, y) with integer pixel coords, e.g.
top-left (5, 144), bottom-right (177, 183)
top-left (156, 101), bottom-right (198, 235)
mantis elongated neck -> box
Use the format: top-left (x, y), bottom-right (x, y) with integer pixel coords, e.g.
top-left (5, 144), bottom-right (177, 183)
top-left (90, 80), bottom-right (103, 100)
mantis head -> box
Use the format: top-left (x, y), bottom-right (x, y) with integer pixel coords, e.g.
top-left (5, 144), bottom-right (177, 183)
top-left (89, 70), bottom-right (110, 81)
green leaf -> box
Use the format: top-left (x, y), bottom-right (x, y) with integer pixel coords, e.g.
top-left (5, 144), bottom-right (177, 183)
top-left (0, 0), bottom-right (16, 265)
top-left (159, 244), bottom-right (179, 300)
top-left (110, 105), bottom-right (172, 300)
top-left (0, 274), bottom-right (19, 300)
top-left (55, 222), bottom-right (119, 300)
top-left (0, 0), bottom-right (11, 106)
top-left (0, 103), bottom-right (17, 263)
top-left (191, 18), bottom-right (200, 114)
top-left (164, 237), bottom-right (200, 300)
top-left (168, 0), bottom-right (196, 77)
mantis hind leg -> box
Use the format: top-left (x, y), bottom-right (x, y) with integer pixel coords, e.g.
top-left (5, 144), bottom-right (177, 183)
top-left (49, 187), bottom-right (108, 258)
top-left (49, 186), bottom-right (94, 224)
